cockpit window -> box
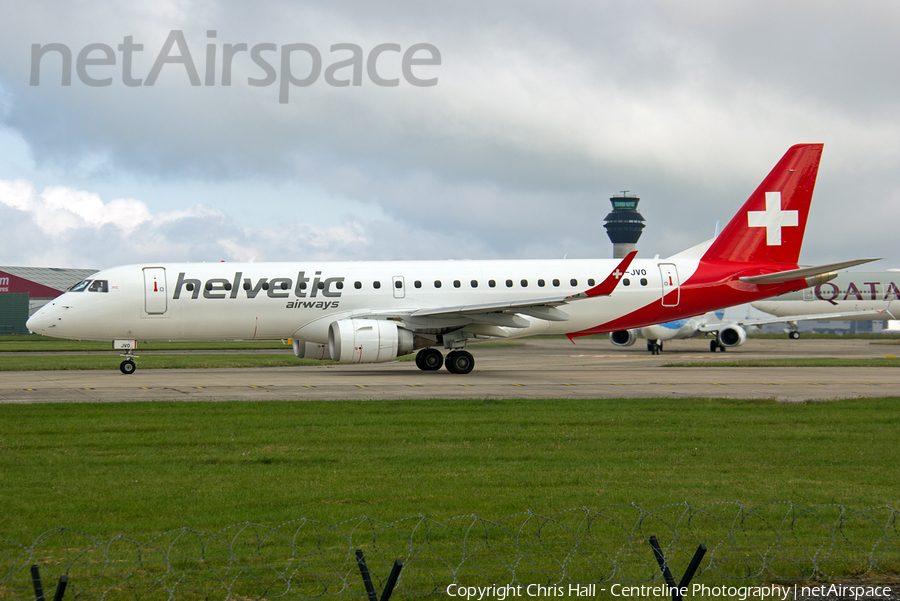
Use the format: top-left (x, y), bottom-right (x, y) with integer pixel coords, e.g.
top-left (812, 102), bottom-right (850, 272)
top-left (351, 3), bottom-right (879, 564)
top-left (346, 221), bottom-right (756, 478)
top-left (69, 280), bottom-right (91, 292)
top-left (88, 280), bottom-right (109, 292)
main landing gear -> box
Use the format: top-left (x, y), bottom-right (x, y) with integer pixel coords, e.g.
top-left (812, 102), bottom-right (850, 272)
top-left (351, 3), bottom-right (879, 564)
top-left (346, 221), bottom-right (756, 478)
top-left (788, 330), bottom-right (801, 340)
top-left (710, 340), bottom-right (726, 352)
top-left (647, 340), bottom-right (662, 355)
top-left (415, 348), bottom-right (475, 374)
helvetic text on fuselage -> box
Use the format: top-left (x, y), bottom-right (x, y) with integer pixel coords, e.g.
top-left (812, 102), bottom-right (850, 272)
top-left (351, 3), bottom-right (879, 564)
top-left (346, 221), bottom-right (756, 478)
top-left (174, 271), bottom-right (343, 309)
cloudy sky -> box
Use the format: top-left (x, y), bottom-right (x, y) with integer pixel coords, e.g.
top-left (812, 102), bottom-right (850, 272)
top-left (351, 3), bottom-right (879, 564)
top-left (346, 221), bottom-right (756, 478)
top-left (1, 1), bottom-right (899, 269)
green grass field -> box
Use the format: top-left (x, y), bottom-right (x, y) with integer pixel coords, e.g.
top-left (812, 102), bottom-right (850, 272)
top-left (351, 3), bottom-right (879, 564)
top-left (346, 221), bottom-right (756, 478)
top-left (1, 397), bottom-right (897, 542)
top-left (0, 334), bottom-right (289, 351)
top-left (0, 353), bottom-right (333, 370)
top-left (2, 397), bottom-right (898, 598)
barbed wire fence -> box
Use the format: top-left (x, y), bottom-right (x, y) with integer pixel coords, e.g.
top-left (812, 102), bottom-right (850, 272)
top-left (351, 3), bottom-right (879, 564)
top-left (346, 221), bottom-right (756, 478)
top-left (2, 502), bottom-right (898, 600)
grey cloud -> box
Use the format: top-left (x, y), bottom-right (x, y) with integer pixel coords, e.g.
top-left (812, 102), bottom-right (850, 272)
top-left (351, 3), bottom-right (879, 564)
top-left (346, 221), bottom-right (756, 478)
top-left (1, 1), bottom-right (899, 265)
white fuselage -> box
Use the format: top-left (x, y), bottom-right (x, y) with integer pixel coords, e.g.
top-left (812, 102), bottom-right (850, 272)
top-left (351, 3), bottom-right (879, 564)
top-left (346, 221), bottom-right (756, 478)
top-left (639, 312), bottom-right (724, 343)
top-left (28, 258), bottom-right (700, 343)
top-left (752, 271), bottom-right (900, 320)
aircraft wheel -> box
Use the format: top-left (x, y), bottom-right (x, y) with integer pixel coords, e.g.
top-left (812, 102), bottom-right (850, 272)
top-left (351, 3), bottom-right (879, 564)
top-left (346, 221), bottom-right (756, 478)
top-left (789, 331), bottom-right (801, 340)
top-left (445, 350), bottom-right (474, 374)
top-left (719, 344), bottom-right (726, 352)
top-left (710, 340), bottom-right (718, 352)
top-left (416, 348), bottom-right (443, 371)
top-left (120, 360), bottom-right (136, 375)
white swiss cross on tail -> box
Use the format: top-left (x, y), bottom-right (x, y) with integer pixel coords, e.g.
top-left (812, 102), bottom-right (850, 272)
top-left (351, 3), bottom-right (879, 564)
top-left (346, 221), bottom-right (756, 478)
top-left (747, 191), bottom-right (799, 246)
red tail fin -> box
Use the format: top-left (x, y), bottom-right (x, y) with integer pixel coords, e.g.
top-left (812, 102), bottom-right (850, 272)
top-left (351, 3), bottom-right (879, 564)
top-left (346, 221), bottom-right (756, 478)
top-left (702, 144), bottom-right (823, 265)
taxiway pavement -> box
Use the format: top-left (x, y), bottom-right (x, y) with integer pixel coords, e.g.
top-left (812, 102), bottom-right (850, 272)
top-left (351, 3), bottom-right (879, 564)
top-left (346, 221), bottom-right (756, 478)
top-left (1, 337), bottom-right (898, 403)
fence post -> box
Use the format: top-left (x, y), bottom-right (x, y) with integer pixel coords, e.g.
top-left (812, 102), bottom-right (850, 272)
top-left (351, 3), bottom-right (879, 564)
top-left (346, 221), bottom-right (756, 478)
top-left (648, 536), bottom-right (707, 601)
top-left (30, 566), bottom-right (67, 601)
top-left (53, 576), bottom-right (68, 601)
top-left (30, 565), bottom-right (44, 601)
top-left (355, 550), bottom-right (404, 601)
top-left (355, 550), bottom-right (378, 601)
top-left (380, 560), bottom-right (403, 601)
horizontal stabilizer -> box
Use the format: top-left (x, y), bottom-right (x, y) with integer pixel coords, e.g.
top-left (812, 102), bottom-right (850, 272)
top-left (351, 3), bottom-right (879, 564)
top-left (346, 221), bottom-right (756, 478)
top-left (738, 258), bottom-right (880, 285)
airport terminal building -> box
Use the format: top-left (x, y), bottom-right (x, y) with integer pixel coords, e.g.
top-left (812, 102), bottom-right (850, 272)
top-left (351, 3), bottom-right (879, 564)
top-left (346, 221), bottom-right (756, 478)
top-left (0, 266), bottom-right (97, 335)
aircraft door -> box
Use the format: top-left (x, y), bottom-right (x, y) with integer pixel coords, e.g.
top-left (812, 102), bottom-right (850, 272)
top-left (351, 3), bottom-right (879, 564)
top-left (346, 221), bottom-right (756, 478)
top-left (143, 267), bottom-right (168, 314)
top-left (659, 263), bottom-right (680, 307)
top-left (392, 276), bottom-right (405, 299)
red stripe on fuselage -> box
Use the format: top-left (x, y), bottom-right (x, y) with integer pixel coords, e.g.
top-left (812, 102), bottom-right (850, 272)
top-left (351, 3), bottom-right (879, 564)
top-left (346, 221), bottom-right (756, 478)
top-left (567, 260), bottom-right (808, 339)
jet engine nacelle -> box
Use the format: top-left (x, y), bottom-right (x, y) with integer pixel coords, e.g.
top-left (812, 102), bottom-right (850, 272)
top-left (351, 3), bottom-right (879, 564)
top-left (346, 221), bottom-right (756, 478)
top-left (609, 329), bottom-right (638, 347)
top-left (292, 338), bottom-right (331, 360)
top-left (718, 325), bottom-right (747, 347)
top-left (328, 319), bottom-right (415, 363)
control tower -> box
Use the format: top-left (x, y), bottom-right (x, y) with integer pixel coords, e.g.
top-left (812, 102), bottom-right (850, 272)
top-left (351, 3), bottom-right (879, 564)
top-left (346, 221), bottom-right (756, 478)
top-left (603, 192), bottom-right (645, 258)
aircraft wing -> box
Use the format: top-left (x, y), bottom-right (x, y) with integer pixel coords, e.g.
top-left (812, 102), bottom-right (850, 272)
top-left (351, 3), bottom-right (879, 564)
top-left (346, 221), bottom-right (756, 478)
top-left (696, 309), bottom-right (893, 333)
top-left (356, 251), bottom-right (638, 331)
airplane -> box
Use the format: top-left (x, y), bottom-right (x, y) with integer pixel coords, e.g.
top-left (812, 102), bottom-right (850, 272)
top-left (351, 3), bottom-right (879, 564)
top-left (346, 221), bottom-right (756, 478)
top-left (26, 144), bottom-right (878, 375)
top-left (752, 270), bottom-right (899, 337)
top-left (609, 307), bottom-right (887, 354)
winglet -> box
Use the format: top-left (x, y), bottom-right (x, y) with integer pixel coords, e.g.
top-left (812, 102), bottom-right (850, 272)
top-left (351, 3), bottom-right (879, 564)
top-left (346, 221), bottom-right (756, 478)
top-left (569, 251), bottom-right (637, 299)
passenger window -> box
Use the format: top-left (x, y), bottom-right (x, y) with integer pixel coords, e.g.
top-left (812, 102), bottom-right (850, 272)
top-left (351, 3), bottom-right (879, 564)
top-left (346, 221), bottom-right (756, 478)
top-left (640, 278), bottom-right (648, 286)
top-left (521, 279), bottom-right (528, 287)
top-left (336, 281), bottom-right (344, 289)
top-left (354, 281), bottom-right (362, 289)
top-left (434, 280), bottom-right (442, 288)
top-left (489, 280), bottom-right (496, 288)
top-left (454, 280), bottom-right (461, 288)
top-left (506, 279), bottom-right (513, 287)
top-left (373, 281), bottom-right (381, 289)
top-left (552, 279), bottom-right (560, 287)
top-left (570, 279), bottom-right (578, 287)
top-left (623, 278), bottom-right (630, 286)
top-left (414, 280), bottom-right (422, 288)
top-left (538, 279), bottom-right (545, 287)
top-left (395, 280), bottom-right (403, 289)
top-left (471, 280), bottom-right (478, 288)
top-left (588, 279), bottom-right (595, 286)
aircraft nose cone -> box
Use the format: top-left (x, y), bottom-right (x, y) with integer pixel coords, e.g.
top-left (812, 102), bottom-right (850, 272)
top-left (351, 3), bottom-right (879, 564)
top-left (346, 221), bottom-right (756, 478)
top-left (26, 306), bottom-right (55, 335)
top-left (26, 310), bottom-right (46, 334)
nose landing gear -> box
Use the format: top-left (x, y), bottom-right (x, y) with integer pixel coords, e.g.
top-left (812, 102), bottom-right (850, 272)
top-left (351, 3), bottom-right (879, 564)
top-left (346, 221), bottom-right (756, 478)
top-left (114, 340), bottom-right (139, 374)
